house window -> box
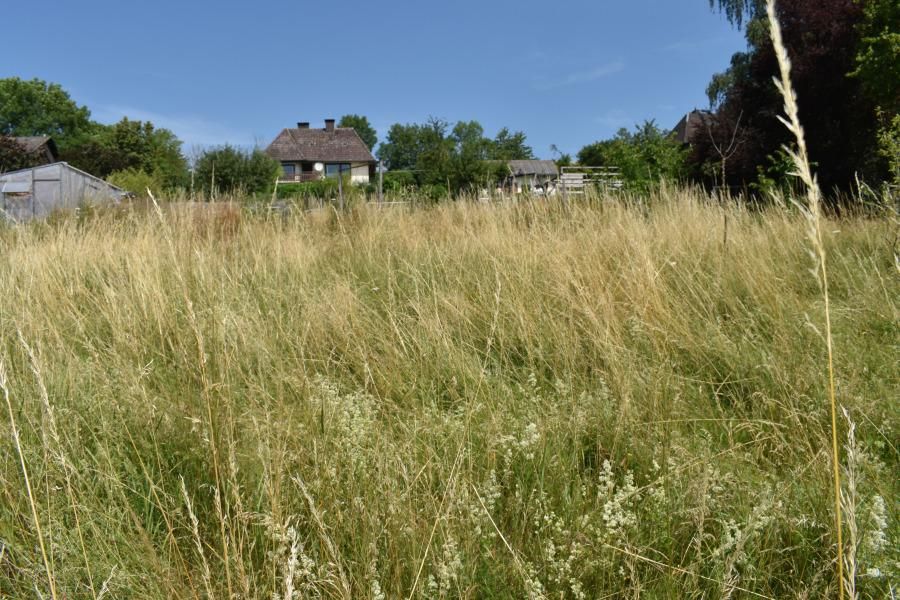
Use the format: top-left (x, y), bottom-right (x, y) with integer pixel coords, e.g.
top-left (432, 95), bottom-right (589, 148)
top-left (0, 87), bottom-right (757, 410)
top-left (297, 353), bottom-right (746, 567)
top-left (282, 164), bottom-right (296, 176)
top-left (325, 163), bottom-right (351, 178)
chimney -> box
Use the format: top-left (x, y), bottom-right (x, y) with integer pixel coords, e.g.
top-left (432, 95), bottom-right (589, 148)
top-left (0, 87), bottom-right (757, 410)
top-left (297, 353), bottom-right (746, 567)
top-left (324, 119), bottom-right (335, 133)
top-left (297, 122), bottom-right (309, 129)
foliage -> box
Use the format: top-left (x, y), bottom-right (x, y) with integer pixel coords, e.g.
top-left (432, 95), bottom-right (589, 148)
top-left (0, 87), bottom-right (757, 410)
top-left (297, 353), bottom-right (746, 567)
top-left (489, 127), bottom-right (535, 160)
top-left (275, 179), bottom-right (341, 200)
top-left (0, 78), bottom-right (189, 188)
top-left (193, 146), bottom-right (280, 196)
top-left (850, 0), bottom-right (900, 115)
top-left (378, 118), bottom-right (536, 194)
top-left (0, 134), bottom-right (39, 173)
top-left (382, 170), bottom-right (417, 192)
top-left (577, 121), bottom-right (688, 193)
top-left (708, 0), bottom-right (764, 27)
top-left (63, 118), bottom-right (189, 189)
top-left (0, 197), bottom-right (896, 598)
top-left (0, 77), bottom-right (93, 151)
top-left (106, 168), bottom-right (167, 198)
top-left (338, 114), bottom-right (378, 151)
top-left (377, 122), bottom-right (425, 171)
top-left (749, 147), bottom-right (799, 197)
top-left (699, 0), bottom-right (883, 192)
top-left (875, 111), bottom-right (900, 185)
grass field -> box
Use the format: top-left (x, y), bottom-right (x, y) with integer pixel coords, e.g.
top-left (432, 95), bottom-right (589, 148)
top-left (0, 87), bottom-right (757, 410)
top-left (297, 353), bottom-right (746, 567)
top-left (0, 190), bottom-right (897, 598)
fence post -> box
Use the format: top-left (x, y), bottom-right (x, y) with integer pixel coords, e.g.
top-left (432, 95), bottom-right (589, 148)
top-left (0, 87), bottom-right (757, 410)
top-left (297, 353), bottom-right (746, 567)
top-left (378, 160), bottom-right (383, 204)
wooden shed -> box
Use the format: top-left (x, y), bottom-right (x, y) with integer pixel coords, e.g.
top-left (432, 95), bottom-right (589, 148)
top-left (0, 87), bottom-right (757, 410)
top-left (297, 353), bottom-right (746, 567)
top-left (0, 162), bottom-right (127, 222)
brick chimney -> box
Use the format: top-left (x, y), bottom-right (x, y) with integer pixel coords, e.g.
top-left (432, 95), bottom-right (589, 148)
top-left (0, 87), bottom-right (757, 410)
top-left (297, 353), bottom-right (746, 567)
top-left (297, 122), bottom-right (309, 129)
top-left (324, 119), bottom-right (335, 133)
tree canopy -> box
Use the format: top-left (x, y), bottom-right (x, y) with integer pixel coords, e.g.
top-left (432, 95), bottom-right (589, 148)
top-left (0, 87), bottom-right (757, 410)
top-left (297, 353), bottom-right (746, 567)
top-left (64, 118), bottom-right (188, 188)
top-left (0, 78), bottom-right (93, 151)
top-left (694, 0), bottom-right (889, 192)
top-left (578, 121), bottom-right (688, 193)
top-left (377, 118), bottom-right (535, 194)
top-left (193, 146), bottom-right (280, 196)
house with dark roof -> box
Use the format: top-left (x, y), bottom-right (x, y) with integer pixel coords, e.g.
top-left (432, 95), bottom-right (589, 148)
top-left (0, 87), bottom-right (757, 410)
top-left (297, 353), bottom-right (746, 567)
top-left (7, 136), bottom-right (59, 167)
top-left (265, 119), bottom-right (376, 184)
top-left (506, 160), bottom-right (559, 192)
top-left (672, 110), bottom-right (714, 146)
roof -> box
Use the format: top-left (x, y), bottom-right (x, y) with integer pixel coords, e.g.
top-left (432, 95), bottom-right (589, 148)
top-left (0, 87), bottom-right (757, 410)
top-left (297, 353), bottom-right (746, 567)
top-left (13, 135), bottom-right (58, 157)
top-left (507, 160), bottom-right (559, 177)
top-left (0, 162), bottom-right (125, 192)
top-left (265, 127), bottom-right (376, 164)
top-left (672, 110), bottom-right (714, 145)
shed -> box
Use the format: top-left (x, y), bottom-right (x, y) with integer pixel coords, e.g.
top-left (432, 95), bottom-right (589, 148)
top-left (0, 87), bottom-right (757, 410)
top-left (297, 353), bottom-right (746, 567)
top-left (506, 160), bottom-right (559, 193)
top-left (0, 162), bottom-right (127, 222)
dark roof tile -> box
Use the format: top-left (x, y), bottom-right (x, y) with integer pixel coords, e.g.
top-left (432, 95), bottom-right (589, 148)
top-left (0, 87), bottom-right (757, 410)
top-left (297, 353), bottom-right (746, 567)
top-left (265, 127), bottom-right (375, 163)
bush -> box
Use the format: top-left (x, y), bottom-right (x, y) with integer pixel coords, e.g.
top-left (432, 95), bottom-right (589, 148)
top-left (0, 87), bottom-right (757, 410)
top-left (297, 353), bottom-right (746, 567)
top-left (383, 170), bottom-right (417, 193)
top-left (275, 179), bottom-right (340, 200)
top-left (193, 146), bottom-right (280, 196)
top-left (107, 168), bottom-right (166, 198)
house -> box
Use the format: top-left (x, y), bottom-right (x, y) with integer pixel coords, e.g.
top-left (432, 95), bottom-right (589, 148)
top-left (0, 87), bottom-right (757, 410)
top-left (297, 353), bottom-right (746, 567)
top-left (13, 136), bottom-right (59, 165)
top-left (265, 119), bottom-right (376, 184)
top-left (1, 136), bottom-right (59, 172)
top-left (672, 110), bottom-right (714, 146)
top-left (506, 160), bottom-right (559, 193)
top-left (0, 162), bottom-right (127, 222)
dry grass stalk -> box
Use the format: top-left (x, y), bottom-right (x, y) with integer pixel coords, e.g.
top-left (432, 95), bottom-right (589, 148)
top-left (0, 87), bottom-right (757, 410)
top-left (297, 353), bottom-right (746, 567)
top-left (765, 0), bottom-right (845, 596)
top-left (180, 476), bottom-right (215, 599)
top-left (17, 330), bottom-right (97, 599)
top-left (0, 359), bottom-right (57, 600)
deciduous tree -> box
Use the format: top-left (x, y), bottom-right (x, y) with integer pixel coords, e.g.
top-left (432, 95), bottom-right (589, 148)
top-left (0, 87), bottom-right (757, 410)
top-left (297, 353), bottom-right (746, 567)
top-left (0, 78), bottom-right (93, 151)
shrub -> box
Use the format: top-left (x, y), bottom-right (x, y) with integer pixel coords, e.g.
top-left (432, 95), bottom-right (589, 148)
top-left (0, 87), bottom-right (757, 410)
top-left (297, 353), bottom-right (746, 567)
top-left (275, 179), bottom-right (341, 200)
top-left (193, 146), bottom-right (280, 196)
top-left (107, 168), bottom-right (166, 198)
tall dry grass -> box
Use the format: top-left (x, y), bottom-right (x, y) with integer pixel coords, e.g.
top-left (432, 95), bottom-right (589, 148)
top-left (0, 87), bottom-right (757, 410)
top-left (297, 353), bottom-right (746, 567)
top-left (0, 190), bottom-right (897, 598)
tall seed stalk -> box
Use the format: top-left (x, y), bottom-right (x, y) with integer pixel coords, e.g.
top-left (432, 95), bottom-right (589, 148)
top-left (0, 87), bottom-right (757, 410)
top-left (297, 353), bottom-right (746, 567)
top-left (764, 1), bottom-right (844, 597)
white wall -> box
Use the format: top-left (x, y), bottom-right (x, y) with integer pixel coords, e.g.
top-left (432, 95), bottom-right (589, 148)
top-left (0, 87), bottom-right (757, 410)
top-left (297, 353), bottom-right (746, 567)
top-left (351, 163), bottom-right (370, 184)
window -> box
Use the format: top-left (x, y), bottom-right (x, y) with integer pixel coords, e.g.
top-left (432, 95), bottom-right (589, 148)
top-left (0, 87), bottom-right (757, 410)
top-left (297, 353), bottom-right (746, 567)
top-left (282, 163), bottom-right (296, 176)
top-left (325, 163), bottom-right (351, 178)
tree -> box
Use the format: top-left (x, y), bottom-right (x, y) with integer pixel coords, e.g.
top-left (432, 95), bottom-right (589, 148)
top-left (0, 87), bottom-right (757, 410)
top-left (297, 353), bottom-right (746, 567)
top-left (415, 117), bottom-right (454, 187)
top-left (851, 0), bottom-right (900, 113)
top-left (61, 118), bottom-right (188, 189)
top-left (338, 114), bottom-right (378, 151)
top-left (0, 78), bottom-right (93, 151)
top-left (708, 0), bottom-right (763, 28)
top-left (578, 121), bottom-right (687, 193)
top-left (377, 123), bottom-right (425, 170)
top-left (489, 128), bottom-right (535, 160)
top-left (193, 146), bottom-right (280, 196)
top-left (697, 0), bottom-right (880, 191)
top-left (378, 118), bottom-right (538, 195)
top-left (448, 120), bottom-right (492, 190)
top-left (851, 0), bottom-right (900, 183)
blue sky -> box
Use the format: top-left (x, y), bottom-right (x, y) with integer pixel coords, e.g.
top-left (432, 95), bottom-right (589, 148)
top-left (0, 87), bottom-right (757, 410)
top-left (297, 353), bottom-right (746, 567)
top-left (2, 0), bottom-right (746, 158)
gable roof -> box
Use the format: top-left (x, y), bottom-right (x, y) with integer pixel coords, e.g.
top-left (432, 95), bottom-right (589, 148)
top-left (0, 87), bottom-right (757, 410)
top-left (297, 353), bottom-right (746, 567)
top-left (507, 160), bottom-right (559, 177)
top-left (672, 110), bottom-right (714, 145)
top-left (265, 127), bottom-right (376, 163)
top-left (13, 136), bottom-right (58, 158)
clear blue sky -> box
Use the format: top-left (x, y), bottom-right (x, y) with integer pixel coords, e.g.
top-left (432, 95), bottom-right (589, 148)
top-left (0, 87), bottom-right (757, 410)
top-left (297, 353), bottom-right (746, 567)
top-left (2, 0), bottom-right (746, 158)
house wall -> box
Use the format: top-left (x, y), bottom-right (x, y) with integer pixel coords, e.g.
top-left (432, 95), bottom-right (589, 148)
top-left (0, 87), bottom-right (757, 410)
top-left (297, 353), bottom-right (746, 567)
top-left (350, 163), bottom-right (370, 184)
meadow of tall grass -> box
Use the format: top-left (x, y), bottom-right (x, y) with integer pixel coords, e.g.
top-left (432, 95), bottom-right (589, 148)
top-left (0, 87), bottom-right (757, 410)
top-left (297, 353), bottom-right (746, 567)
top-left (0, 186), bottom-right (896, 598)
